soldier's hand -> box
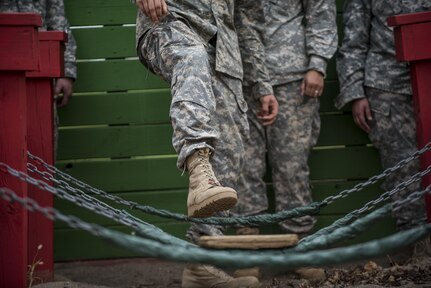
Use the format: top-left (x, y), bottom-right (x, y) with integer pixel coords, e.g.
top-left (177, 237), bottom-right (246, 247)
top-left (258, 94), bottom-right (278, 126)
top-left (301, 70), bottom-right (324, 98)
top-left (352, 98), bottom-right (372, 133)
top-left (55, 77), bottom-right (74, 107)
top-left (136, 0), bottom-right (168, 23)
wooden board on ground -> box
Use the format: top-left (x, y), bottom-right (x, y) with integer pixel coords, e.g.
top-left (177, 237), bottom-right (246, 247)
top-left (198, 234), bottom-right (298, 250)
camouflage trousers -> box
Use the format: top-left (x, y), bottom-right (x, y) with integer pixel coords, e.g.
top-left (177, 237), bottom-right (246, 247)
top-left (232, 81), bottom-right (320, 234)
top-left (138, 16), bottom-right (248, 242)
top-left (366, 87), bottom-right (426, 230)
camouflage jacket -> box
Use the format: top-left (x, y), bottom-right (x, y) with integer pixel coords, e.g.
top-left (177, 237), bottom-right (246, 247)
top-left (264, 0), bottom-right (337, 87)
top-left (135, 0), bottom-right (243, 80)
top-left (236, 0), bottom-right (338, 99)
top-left (0, 0), bottom-right (77, 80)
top-left (234, 0), bottom-right (274, 99)
top-left (335, 0), bottom-right (431, 109)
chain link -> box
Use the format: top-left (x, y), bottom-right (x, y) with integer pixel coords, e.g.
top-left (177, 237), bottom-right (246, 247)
top-left (320, 142), bottom-right (431, 206)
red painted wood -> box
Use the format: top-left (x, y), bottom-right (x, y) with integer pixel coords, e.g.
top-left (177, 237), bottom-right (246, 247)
top-left (0, 72), bottom-right (29, 288)
top-left (388, 11), bottom-right (431, 222)
top-left (27, 31), bottom-right (66, 78)
top-left (26, 30), bottom-right (66, 283)
top-left (0, 13), bottom-right (41, 288)
top-left (0, 13), bottom-right (41, 71)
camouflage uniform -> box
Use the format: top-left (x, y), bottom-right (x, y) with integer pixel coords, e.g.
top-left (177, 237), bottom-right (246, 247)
top-left (336, 0), bottom-right (430, 230)
top-left (0, 0), bottom-right (77, 79)
top-left (135, 2), bottom-right (249, 241)
top-left (232, 0), bottom-right (338, 234)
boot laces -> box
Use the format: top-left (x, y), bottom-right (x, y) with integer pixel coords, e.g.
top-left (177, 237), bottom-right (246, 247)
top-left (198, 157), bottom-right (220, 186)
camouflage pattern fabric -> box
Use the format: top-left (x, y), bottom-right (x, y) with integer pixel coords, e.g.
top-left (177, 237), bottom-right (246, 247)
top-left (0, 0), bottom-right (77, 79)
top-left (231, 0), bottom-right (337, 234)
top-left (336, 0), bottom-right (430, 230)
top-left (366, 87), bottom-right (426, 230)
top-left (137, 12), bottom-right (248, 240)
top-left (232, 82), bottom-right (320, 234)
top-left (335, 0), bottom-right (431, 109)
top-left (263, 0), bottom-right (338, 87)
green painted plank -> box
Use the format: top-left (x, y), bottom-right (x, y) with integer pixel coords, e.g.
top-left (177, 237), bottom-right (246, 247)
top-left (54, 222), bottom-right (189, 261)
top-left (56, 146), bottom-right (381, 193)
top-left (317, 114), bottom-right (370, 146)
top-left (54, 215), bottom-right (394, 261)
top-left (58, 124), bottom-right (174, 160)
top-left (54, 189), bottom-right (188, 229)
top-left (74, 26), bottom-right (136, 59)
top-left (58, 90), bottom-right (171, 126)
top-left (74, 60), bottom-right (169, 93)
top-left (56, 156), bottom-right (186, 192)
top-left (57, 114), bottom-right (368, 160)
top-left (53, 180), bottom-right (384, 229)
top-left (309, 146), bottom-right (382, 181)
top-left (65, 0), bottom-right (137, 26)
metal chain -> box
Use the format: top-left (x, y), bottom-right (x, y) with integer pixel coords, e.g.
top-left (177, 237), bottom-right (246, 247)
top-left (392, 185), bottom-right (431, 212)
top-left (320, 142), bottom-right (431, 206)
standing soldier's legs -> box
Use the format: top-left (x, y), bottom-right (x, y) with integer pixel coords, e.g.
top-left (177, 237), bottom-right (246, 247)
top-left (367, 87), bottom-right (427, 231)
top-left (268, 81), bottom-right (320, 234)
top-left (231, 86), bottom-right (270, 218)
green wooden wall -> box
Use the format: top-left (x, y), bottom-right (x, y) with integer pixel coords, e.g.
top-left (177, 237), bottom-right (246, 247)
top-left (54, 0), bottom-right (394, 261)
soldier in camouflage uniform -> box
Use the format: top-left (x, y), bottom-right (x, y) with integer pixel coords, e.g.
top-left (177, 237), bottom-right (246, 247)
top-left (133, 0), bottom-right (275, 287)
top-left (0, 0), bottom-right (77, 107)
top-left (335, 0), bottom-right (430, 233)
top-left (232, 0), bottom-right (338, 235)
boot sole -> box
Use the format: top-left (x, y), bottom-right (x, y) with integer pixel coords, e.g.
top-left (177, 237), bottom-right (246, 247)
top-left (188, 190), bottom-right (237, 218)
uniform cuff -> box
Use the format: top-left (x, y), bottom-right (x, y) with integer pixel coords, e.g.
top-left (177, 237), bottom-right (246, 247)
top-left (308, 55), bottom-right (328, 78)
top-left (252, 82), bottom-right (274, 101)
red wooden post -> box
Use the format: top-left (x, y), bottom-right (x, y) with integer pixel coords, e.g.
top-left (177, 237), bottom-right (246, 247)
top-left (26, 31), bottom-right (66, 283)
top-left (0, 13), bottom-right (41, 288)
top-left (388, 11), bottom-right (431, 222)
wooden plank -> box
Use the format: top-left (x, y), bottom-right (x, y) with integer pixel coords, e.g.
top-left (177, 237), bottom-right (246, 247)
top-left (317, 114), bottom-right (370, 146)
top-left (55, 146), bottom-right (381, 193)
top-left (54, 189), bottom-right (188, 229)
top-left (53, 180), bottom-right (384, 229)
top-left (65, 0), bottom-right (136, 26)
top-left (73, 26), bottom-right (136, 60)
top-left (57, 115), bottom-right (368, 160)
top-left (57, 124), bottom-right (174, 160)
top-left (53, 215), bottom-right (395, 261)
top-left (58, 90), bottom-right (171, 126)
top-left (54, 222), bottom-right (190, 261)
top-left (74, 60), bottom-right (169, 93)
top-left (56, 156), bottom-right (187, 192)
top-left (199, 234), bottom-right (298, 250)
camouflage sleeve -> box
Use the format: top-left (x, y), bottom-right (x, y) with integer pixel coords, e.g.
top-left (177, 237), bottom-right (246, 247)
top-left (303, 0), bottom-right (338, 76)
top-left (45, 0), bottom-right (77, 80)
top-left (334, 0), bottom-right (371, 110)
top-left (234, 0), bottom-right (273, 100)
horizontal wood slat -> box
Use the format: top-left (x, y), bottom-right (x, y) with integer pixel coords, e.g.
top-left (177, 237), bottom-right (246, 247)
top-left (55, 146), bottom-right (382, 193)
top-left (53, 180), bottom-right (384, 229)
top-left (74, 60), bottom-right (169, 93)
top-left (56, 114), bottom-right (368, 160)
top-left (73, 26), bottom-right (136, 59)
top-left (58, 90), bottom-right (171, 126)
top-left (65, 0), bottom-right (137, 26)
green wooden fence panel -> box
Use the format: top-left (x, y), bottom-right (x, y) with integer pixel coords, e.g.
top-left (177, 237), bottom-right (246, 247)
top-left (73, 26), bottom-right (136, 59)
top-left (57, 114), bottom-right (368, 160)
top-left (56, 146), bottom-right (381, 193)
top-left (65, 0), bottom-right (136, 26)
top-left (74, 60), bottom-right (169, 93)
top-left (58, 90), bottom-right (171, 126)
top-left (58, 124), bottom-right (174, 160)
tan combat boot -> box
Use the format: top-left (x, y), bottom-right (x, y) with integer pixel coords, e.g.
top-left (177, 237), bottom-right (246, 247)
top-left (182, 264), bottom-right (260, 288)
top-left (186, 148), bottom-right (237, 218)
top-left (233, 228), bottom-right (261, 279)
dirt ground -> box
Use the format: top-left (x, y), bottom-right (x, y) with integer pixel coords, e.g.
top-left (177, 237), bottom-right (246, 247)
top-left (32, 256), bottom-right (431, 288)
